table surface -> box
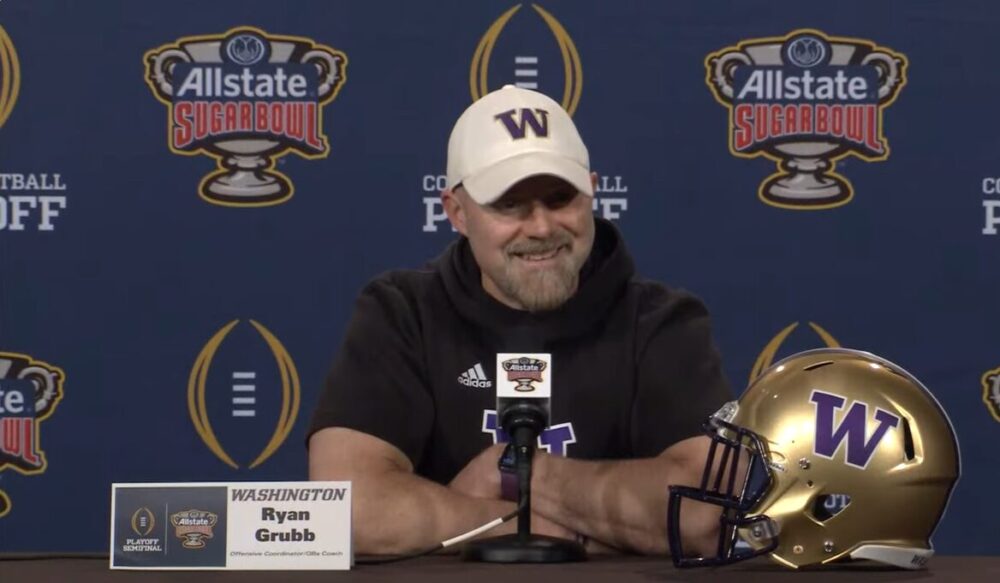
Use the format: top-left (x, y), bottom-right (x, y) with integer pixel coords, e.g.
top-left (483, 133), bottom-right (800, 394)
top-left (0, 554), bottom-right (997, 582)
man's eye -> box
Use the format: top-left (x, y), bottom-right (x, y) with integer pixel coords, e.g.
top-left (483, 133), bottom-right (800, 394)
top-left (494, 200), bottom-right (522, 212)
top-left (546, 191), bottom-right (576, 207)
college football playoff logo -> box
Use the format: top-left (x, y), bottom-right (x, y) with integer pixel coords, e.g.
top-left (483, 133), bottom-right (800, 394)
top-left (144, 26), bottom-right (348, 207)
top-left (0, 25), bottom-right (20, 130)
top-left (131, 507), bottom-right (156, 537)
top-left (751, 322), bottom-right (840, 383)
top-left (188, 319), bottom-right (300, 469)
top-left (471, 4), bottom-right (582, 115)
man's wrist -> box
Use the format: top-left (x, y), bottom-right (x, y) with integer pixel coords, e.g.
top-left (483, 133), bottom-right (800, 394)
top-left (498, 442), bottom-right (518, 502)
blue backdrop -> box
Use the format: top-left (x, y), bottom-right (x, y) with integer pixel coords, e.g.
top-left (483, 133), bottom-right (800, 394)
top-left (0, 0), bottom-right (997, 555)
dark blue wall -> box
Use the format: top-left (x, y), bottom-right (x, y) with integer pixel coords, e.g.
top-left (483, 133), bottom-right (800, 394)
top-left (0, 0), bottom-right (996, 555)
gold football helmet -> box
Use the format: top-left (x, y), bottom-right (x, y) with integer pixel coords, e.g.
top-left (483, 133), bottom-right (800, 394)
top-left (668, 348), bottom-right (960, 569)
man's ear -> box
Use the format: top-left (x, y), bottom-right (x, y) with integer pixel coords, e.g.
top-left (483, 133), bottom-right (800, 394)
top-left (441, 188), bottom-right (468, 236)
top-left (590, 171), bottom-right (598, 190)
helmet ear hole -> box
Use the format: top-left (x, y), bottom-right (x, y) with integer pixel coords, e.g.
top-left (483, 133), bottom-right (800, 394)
top-left (811, 494), bottom-right (851, 522)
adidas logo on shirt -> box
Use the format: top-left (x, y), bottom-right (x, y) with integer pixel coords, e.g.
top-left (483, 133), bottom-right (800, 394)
top-left (458, 363), bottom-right (492, 388)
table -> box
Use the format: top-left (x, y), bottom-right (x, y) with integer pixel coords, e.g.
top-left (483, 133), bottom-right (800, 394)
top-left (1, 554), bottom-right (997, 582)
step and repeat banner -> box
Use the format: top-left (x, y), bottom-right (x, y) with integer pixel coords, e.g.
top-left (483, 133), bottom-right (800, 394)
top-left (0, 0), bottom-right (997, 554)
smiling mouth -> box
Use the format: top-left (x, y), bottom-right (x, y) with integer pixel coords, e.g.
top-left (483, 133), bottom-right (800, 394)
top-left (511, 245), bottom-right (567, 262)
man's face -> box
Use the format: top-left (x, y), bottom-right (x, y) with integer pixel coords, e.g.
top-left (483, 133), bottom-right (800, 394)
top-left (446, 175), bottom-right (596, 312)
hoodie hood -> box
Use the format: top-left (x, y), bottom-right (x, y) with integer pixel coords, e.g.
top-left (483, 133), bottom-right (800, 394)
top-left (434, 217), bottom-right (634, 349)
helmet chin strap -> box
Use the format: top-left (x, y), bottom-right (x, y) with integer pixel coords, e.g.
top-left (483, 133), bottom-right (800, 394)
top-left (850, 545), bottom-right (934, 570)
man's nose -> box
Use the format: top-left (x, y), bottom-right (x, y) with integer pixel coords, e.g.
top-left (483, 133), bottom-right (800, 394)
top-left (521, 202), bottom-right (556, 238)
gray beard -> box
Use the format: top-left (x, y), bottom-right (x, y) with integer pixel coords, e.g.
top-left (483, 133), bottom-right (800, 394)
top-left (495, 253), bottom-right (580, 312)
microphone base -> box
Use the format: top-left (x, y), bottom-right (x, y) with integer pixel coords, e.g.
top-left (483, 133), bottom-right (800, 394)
top-left (461, 534), bottom-right (588, 563)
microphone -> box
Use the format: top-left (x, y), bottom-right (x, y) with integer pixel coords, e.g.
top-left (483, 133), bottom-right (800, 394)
top-left (462, 352), bottom-right (587, 563)
top-left (497, 353), bottom-right (547, 544)
top-left (497, 353), bottom-right (550, 510)
top-left (462, 353), bottom-right (585, 562)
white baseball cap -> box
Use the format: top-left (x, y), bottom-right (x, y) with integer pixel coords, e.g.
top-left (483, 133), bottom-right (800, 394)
top-left (446, 85), bottom-right (593, 205)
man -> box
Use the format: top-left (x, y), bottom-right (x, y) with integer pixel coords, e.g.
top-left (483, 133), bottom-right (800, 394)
top-left (308, 86), bottom-right (731, 556)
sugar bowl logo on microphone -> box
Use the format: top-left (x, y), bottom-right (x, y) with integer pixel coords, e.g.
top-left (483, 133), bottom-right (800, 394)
top-left (706, 29), bottom-right (906, 210)
top-left (144, 27), bottom-right (348, 207)
top-left (502, 357), bottom-right (546, 392)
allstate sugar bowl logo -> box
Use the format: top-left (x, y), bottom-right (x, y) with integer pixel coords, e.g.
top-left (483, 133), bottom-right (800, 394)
top-left (145, 27), bottom-right (348, 207)
top-left (982, 366), bottom-right (1000, 423)
top-left (170, 509), bottom-right (218, 549)
top-left (0, 352), bottom-right (65, 518)
top-left (706, 29), bottom-right (906, 210)
top-left (501, 357), bottom-right (547, 392)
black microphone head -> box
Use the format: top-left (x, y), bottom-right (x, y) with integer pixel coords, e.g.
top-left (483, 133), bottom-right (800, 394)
top-left (499, 400), bottom-right (549, 433)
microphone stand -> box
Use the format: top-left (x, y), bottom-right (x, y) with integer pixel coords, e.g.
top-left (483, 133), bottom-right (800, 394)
top-left (462, 412), bottom-right (587, 563)
top-left (515, 431), bottom-right (532, 542)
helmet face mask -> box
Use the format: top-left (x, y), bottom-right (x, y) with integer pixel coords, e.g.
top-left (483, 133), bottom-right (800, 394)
top-left (668, 416), bottom-right (779, 566)
top-left (668, 348), bottom-right (961, 570)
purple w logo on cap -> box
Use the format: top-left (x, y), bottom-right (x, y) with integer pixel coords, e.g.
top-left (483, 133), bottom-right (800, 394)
top-left (810, 390), bottom-right (900, 469)
top-left (494, 108), bottom-right (550, 139)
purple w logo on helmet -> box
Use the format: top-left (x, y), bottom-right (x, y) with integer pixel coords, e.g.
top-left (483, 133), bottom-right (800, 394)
top-left (494, 108), bottom-right (550, 139)
top-left (810, 390), bottom-right (900, 469)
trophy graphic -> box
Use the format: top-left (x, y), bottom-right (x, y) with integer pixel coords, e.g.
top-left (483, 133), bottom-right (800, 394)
top-left (707, 30), bottom-right (905, 209)
top-left (145, 27), bottom-right (347, 206)
top-left (170, 510), bottom-right (218, 549)
top-left (502, 357), bottom-right (546, 392)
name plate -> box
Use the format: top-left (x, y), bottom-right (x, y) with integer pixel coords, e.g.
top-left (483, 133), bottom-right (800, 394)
top-left (110, 481), bottom-right (351, 570)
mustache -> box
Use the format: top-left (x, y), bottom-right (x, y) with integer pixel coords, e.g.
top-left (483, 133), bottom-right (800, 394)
top-left (505, 233), bottom-right (573, 256)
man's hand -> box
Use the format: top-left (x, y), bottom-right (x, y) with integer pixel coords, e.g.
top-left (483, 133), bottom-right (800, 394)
top-left (448, 444), bottom-right (577, 541)
top-left (448, 443), bottom-right (504, 500)
top-left (310, 428), bottom-right (522, 554)
top-left (529, 435), bottom-right (726, 555)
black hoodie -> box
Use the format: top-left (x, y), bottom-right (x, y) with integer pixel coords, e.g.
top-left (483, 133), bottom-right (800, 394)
top-left (308, 218), bottom-right (732, 484)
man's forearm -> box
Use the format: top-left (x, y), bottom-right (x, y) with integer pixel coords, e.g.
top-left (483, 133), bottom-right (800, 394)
top-left (309, 429), bottom-right (580, 555)
top-left (530, 437), bottom-right (721, 555)
top-left (336, 466), bottom-right (517, 554)
top-left (531, 454), bottom-right (671, 553)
